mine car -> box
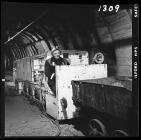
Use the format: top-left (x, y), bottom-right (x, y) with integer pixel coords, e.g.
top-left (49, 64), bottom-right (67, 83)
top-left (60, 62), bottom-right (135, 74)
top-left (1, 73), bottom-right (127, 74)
top-left (13, 50), bottom-right (107, 120)
top-left (71, 77), bottom-right (135, 136)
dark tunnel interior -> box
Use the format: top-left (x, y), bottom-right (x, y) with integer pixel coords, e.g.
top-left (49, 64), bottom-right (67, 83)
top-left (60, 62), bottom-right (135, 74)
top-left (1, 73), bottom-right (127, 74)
top-left (2, 2), bottom-right (137, 137)
top-left (2, 2), bottom-right (132, 78)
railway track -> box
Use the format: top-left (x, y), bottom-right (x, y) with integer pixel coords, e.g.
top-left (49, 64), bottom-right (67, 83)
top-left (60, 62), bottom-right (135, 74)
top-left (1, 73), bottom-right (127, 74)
top-left (23, 96), bottom-right (85, 136)
top-left (5, 93), bottom-right (132, 137)
top-left (5, 82), bottom-right (133, 137)
top-left (19, 95), bottom-right (133, 137)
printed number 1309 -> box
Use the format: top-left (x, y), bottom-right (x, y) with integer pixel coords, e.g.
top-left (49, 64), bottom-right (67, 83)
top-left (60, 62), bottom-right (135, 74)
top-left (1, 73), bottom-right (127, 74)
top-left (98, 5), bottom-right (120, 13)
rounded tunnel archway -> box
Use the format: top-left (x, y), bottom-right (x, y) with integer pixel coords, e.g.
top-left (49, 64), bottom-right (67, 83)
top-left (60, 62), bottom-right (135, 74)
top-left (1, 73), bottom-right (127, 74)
top-left (2, 2), bottom-right (132, 77)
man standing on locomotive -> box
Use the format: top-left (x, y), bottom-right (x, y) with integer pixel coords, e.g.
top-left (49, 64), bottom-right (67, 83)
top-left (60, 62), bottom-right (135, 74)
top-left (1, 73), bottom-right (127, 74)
top-left (44, 47), bottom-right (70, 96)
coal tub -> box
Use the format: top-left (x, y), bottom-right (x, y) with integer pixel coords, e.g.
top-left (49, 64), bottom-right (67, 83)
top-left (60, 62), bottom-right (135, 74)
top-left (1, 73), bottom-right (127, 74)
top-left (71, 77), bottom-right (135, 136)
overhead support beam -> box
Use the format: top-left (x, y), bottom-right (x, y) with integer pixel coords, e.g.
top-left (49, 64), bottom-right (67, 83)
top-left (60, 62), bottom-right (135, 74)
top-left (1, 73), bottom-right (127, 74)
top-left (32, 26), bottom-right (52, 50)
top-left (4, 10), bottom-right (47, 45)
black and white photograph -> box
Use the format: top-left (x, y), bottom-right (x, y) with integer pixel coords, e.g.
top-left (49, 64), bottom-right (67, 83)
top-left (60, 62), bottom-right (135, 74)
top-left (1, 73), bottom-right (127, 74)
top-left (1, 2), bottom-right (139, 137)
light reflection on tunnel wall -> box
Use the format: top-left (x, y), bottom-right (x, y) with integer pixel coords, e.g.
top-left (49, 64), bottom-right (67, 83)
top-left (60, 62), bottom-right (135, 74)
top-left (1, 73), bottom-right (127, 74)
top-left (4, 8), bottom-right (132, 78)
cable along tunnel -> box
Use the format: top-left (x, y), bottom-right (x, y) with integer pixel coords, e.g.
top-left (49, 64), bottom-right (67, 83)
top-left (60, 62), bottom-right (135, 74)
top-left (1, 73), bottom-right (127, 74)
top-left (2, 2), bottom-right (137, 137)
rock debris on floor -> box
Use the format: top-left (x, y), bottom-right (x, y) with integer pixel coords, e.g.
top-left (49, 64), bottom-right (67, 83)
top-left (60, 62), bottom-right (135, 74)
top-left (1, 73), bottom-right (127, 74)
top-left (5, 95), bottom-right (84, 136)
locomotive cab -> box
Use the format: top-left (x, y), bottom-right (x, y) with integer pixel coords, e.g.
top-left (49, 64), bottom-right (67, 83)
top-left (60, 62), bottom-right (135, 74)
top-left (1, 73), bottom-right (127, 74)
top-left (13, 50), bottom-right (107, 120)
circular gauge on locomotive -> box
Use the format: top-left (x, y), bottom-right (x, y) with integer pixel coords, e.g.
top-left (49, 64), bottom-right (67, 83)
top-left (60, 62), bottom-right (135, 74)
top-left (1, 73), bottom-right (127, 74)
top-left (93, 52), bottom-right (104, 64)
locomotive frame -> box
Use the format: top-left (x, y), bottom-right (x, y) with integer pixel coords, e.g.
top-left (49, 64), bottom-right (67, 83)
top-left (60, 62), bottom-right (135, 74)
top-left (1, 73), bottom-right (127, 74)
top-left (13, 50), bottom-right (107, 120)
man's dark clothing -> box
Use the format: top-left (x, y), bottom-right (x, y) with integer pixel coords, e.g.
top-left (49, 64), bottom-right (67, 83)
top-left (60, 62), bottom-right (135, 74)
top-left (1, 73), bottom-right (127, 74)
top-left (45, 57), bottom-right (69, 95)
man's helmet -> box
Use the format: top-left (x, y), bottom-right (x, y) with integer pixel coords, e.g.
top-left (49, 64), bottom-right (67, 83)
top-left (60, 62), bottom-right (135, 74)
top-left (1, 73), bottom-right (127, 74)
top-left (51, 47), bottom-right (61, 54)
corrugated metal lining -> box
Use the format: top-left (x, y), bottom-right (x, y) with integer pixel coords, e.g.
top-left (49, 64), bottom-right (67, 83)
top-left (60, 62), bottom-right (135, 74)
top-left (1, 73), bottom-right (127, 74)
top-left (96, 10), bottom-right (132, 43)
top-left (4, 8), bottom-right (132, 70)
top-left (24, 31), bottom-right (37, 42)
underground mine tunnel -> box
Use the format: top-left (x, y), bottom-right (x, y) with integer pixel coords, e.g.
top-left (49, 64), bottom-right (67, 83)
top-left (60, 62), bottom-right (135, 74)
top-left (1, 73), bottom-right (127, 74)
top-left (1, 2), bottom-right (138, 137)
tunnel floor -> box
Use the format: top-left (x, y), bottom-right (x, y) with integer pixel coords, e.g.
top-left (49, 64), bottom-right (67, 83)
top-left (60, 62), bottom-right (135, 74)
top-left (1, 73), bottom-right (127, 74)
top-left (5, 83), bottom-right (135, 137)
top-left (5, 95), bottom-right (84, 137)
top-left (5, 95), bottom-right (58, 136)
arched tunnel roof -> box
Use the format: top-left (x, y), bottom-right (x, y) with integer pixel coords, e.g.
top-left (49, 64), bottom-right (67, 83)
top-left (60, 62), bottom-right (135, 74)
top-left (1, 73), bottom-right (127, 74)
top-left (2, 2), bottom-right (132, 69)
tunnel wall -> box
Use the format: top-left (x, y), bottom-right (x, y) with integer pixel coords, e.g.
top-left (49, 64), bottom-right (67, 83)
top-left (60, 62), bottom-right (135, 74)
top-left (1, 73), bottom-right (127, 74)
top-left (4, 8), bottom-right (132, 78)
top-left (95, 9), bottom-right (132, 77)
top-left (115, 45), bottom-right (132, 77)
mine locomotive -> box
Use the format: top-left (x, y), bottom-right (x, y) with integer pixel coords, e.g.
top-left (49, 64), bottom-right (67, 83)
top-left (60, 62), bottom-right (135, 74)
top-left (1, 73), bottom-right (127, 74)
top-left (13, 50), bottom-right (134, 136)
